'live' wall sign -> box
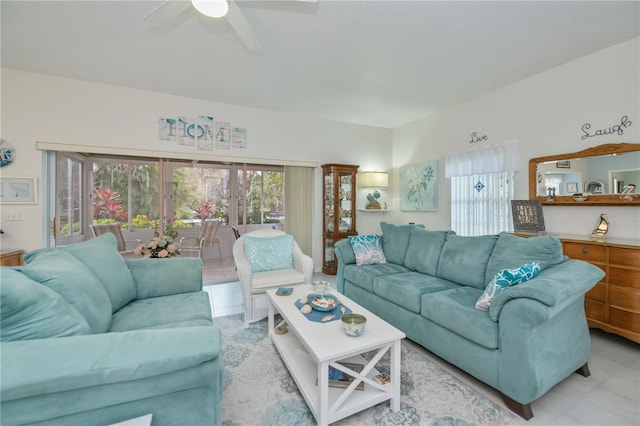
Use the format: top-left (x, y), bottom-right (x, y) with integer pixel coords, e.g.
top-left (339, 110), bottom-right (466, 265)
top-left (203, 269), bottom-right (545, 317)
top-left (581, 116), bottom-right (632, 140)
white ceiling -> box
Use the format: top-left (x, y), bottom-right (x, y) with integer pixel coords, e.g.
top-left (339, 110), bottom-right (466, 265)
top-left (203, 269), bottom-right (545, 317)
top-left (2, 1), bottom-right (639, 128)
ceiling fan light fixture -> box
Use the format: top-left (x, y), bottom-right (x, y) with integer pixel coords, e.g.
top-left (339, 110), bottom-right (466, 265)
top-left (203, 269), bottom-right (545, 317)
top-left (191, 0), bottom-right (229, 18)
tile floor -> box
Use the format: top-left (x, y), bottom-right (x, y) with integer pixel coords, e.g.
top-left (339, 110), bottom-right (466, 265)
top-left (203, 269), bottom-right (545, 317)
top-left (204, 274), bottom-right (640, 426)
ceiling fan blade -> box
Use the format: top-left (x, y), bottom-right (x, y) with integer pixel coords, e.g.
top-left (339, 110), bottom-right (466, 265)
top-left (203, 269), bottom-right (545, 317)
top-left (227, 1), bottom-right (263, 52)
top-left (142, 0), bottom-right (191, 28)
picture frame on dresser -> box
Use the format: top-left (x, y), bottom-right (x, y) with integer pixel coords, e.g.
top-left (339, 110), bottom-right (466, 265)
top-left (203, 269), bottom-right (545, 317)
top-left (510, 200), bottom-right (546, 234)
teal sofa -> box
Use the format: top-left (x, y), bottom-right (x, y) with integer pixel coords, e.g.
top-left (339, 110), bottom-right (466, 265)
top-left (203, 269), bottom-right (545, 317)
top-left (0, 234), bottom-right (223, 426)
top-left (335, 222), bottom-right (605, 420)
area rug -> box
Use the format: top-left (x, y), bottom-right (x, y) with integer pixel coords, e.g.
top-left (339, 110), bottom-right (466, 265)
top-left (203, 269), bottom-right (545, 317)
top-left (214, 314), bottom-right (518, 426)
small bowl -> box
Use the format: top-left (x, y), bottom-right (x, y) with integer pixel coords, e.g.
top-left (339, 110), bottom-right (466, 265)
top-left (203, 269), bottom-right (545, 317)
top-left (312, 280), bottom-right (331, 293)
top-left (572, 194), bottom-right (588, 202)
top-left (342, 313), bottom-right (367, 337)
top-left (308, 293), bottom-right (339, 311)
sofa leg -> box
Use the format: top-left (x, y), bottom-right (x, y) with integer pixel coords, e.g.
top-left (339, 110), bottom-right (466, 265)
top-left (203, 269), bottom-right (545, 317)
top-left (575, 362), bottom-right (590, 377)
top-left (501, 394), bottom-right (533, 420)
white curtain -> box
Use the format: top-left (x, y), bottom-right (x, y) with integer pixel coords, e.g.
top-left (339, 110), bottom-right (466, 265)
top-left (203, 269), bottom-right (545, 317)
top-left (445, 140), bottom-right (520, 178)
top-left (446, 141), bottom-right (519, 236)
top-left (284, 166), bottom-right (313, 256)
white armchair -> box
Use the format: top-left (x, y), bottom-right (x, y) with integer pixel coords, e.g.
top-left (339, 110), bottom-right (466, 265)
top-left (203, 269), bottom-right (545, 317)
top-left (233, 229), bottom-right (313, 324)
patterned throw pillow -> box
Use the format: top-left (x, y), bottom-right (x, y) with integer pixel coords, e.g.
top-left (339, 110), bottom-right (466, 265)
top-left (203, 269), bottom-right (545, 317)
top-left (349, 235), bottom-right (387, 266)
top-left (244, 234), bottom-right (294, 273)
top-left (475, 261), bottom-right (540, 311)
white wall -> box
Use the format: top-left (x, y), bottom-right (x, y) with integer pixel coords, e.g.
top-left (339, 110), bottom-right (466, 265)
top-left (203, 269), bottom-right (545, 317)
top-left (2, 36), bottom-right (639, 265)
top-left (0, 69), bottom-right (392, 270)
top-left (390, 37), bottom-right (640, 240)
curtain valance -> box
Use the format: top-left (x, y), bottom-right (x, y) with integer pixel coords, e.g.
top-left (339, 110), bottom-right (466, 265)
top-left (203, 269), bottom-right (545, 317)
top-left (445, 140), bottom-right (520, 178)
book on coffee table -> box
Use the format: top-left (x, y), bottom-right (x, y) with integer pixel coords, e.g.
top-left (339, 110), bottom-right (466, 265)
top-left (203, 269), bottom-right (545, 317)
top-left (321, 361), bottom-right (365, 390)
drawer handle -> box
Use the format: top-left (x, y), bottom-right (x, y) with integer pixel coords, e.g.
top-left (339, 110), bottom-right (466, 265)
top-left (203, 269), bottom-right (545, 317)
top-left (582, 247), bottom-right (589, 254)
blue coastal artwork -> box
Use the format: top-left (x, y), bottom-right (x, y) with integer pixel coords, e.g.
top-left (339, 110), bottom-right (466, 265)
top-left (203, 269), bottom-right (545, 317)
top-left (400, 161), bottom-right (439, 211)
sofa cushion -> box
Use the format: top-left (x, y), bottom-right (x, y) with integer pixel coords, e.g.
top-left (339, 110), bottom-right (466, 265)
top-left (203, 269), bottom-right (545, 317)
top-left (18, 250), bottom-right (113, 333)
top-left (437, 234), bottom-right (499, 289)
top-left (349, 234), bottom-right (387, 265)
top-left (109, 291), bottom-right (212, 332)
top-left (251, 269), bottom-right (306, 292)
top-left (64, 233), bottom-right (137, 312)
top-left (244, 234), bottom-right (294, 272)
top-left (0, 268), bottom-right (91, 341)
top-left (404, 228), bottom-right (453, 275)
top-left (380, 221), bottom-right (425, 265)
top-left (421, 287), bottom-right (498, 350)
top-left (484, 233), bottom-right (565, 286)
top-left (343, 263), bottom-right (411, 293)
top-left (373, 272), bottom-right (459, 314)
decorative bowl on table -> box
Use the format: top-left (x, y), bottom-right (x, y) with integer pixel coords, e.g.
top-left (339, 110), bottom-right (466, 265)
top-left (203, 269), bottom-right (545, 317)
top-left (308, 293), bottom-right (339, 311)
top-left (312, 280), bottom-right (331, 293)
top-left (342, 313), bottom-right (367, 337)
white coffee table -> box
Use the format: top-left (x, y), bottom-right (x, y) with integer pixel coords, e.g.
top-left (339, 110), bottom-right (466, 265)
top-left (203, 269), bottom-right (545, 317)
top-left (267, 285), bottom-right (405, 426)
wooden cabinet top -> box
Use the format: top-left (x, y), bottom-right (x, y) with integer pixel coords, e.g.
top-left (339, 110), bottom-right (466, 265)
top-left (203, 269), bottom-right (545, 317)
top-left (552, 233), bottom-right (640, 249)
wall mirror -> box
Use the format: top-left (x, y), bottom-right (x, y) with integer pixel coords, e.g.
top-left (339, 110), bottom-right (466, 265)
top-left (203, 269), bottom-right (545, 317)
top-left (529, 142), bottom-right (640, 205)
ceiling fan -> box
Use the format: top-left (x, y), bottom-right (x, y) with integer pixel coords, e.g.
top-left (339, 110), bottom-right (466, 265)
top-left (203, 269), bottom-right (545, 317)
top-left (142, 0), bottom-right (318, 52)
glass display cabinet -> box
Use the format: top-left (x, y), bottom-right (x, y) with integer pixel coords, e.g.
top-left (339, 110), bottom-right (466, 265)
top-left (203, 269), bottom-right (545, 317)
top-left (322, 163), bottom-right (359, 274)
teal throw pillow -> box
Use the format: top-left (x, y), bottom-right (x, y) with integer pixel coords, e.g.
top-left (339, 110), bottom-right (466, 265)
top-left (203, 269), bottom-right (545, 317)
top-left (244, 234), bottom-right (294, 273)
top-left (1, 268), bottom-right (91, 341)
top-left (476, 261), bottom-right (540, 311)
top-left (349, 235), bottom-right (387, 266)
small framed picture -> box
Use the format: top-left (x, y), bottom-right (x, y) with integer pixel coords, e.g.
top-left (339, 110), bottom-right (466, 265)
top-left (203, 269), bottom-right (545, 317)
top-left (555, 160), bottom-right (571, 169)
top-left (566, 182), bottom-right (578, 193)
top-left (0, 177), bottom-right (37, 204)
top-left (511, 200), bottom-right (545, 234)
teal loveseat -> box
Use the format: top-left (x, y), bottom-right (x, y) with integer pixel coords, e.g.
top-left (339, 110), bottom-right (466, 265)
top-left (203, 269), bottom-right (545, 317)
top-left (1, 234), bottom-right (223, 426)
top-left (335, 222), bottom-right (605, 420)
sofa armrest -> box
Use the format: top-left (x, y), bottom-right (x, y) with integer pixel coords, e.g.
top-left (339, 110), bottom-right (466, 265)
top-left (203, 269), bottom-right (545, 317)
top-left (489, 259), bottom-right (604, 322)
top-left (0, 326), bottom-right (221, 402)
top-left (334, 239), bottom-right (356, 293)
top-left (125, 257), bottom-right (203, 299)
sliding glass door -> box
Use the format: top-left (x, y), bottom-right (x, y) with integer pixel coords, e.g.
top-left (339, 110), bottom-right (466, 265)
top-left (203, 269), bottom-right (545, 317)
top-left (55, 152), bottom-right (87, 246)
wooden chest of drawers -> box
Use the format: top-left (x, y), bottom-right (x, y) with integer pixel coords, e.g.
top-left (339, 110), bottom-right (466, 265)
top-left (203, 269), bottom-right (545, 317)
top-left (0, 249), bottom-right (24, 266)
top-left (561, 236), bottom-right (640, 344)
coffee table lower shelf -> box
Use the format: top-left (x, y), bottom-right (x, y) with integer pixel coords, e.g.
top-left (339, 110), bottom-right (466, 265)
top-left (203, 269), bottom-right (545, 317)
top-left (270, 327), bottom-right (396, 425)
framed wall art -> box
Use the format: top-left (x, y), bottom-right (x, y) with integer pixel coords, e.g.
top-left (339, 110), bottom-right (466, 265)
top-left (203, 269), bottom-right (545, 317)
top-left (399, 161), bottom-right (439, 211)
top-left (0, 177), bottom-right (38, 204)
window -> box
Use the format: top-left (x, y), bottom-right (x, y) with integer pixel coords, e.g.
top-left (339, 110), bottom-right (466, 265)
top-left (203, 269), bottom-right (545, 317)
top-left (445, 141), bottom-right (519, 236)
top-left (450, 172), bottom-right (514, 236)
top-left (55, 154), bottom-right (285, 239)
top-left (92, 159), bottom-right (160, 232)
top-left (237, 166), bottom-right (284, 226)
top-left (170, 162), bottom-right (230, 225)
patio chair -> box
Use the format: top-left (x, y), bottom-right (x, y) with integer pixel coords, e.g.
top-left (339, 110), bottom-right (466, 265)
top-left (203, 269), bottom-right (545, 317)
top-left (232, 226), bottom-right (241, 239)
top-left (233, 229), bottom-right (313, 324)
top-left (90, 223), bottom-right (141, 256)
top-left (179, 220), bottom-right (223, 262)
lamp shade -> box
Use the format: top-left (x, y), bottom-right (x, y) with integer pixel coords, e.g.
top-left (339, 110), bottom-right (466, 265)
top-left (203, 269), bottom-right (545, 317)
top-left (192, 0), bottom-right (229, 18)
top-left (360, 172), bottom-right (388, 188)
